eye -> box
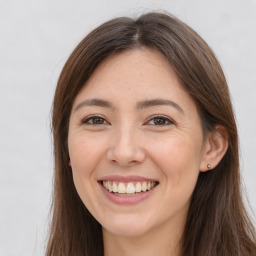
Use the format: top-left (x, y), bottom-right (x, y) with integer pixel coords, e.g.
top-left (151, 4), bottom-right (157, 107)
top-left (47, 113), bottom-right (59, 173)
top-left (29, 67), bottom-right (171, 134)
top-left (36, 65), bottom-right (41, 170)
top-left (81, 115), bottom-right (109, 125)
top-left (146, 115), bottom-right (174, 126)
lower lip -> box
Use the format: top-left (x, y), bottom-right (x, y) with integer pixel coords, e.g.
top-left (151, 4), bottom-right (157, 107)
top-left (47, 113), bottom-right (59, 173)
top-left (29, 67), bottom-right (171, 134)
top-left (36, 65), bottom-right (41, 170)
top-left (99, 182), bottom-right (157, 205)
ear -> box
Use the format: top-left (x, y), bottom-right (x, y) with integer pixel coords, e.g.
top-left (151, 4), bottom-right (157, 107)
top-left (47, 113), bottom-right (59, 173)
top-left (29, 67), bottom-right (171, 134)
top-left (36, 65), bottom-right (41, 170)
top-left (200, 125), bottom-right (229, 172)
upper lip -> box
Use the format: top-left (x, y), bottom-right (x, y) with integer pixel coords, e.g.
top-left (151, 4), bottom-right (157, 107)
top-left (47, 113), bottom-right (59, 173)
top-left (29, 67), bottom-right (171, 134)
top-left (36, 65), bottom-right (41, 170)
top-left (99, 175), bottom-right (158, 183)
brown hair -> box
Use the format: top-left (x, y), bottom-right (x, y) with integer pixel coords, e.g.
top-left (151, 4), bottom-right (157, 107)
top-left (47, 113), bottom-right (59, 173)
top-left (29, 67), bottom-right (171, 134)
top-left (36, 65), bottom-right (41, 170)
top-left (46, 12), bottom-right (256, 256)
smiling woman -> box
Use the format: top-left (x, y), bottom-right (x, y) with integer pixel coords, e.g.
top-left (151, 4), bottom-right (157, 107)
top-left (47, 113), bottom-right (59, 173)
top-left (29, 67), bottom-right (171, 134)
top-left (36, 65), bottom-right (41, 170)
top-left (46, 12), bottom-right (256, 256)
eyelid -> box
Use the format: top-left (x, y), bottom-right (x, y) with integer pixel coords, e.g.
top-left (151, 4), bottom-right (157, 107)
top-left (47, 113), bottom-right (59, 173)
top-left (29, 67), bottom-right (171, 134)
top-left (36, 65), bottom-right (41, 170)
top-left (145, 115), bottom-right (175, 126)
top-left (80, 114), bottom-right (174, 126)
top-left (81, 114), bottom-right (110, 125)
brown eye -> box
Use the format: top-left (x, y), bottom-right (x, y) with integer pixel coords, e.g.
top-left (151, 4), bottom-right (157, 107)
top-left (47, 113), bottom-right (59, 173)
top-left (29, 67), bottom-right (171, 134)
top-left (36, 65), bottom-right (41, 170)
top-left (147, 116), bottom-right (173, 126)
top-left (82, 116), bottom-right (108, 125)
top-left (92, 117), bottom-right (105, 124)
top-left (154, 118), bottom-right (167, 125)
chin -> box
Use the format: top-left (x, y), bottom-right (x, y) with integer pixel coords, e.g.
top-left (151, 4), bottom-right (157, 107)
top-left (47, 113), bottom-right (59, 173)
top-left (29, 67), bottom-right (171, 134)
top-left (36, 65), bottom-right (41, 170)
top-left (104, 225), bottom-right (150, 238)
top-left (101, 215), bottom-right (152, 237)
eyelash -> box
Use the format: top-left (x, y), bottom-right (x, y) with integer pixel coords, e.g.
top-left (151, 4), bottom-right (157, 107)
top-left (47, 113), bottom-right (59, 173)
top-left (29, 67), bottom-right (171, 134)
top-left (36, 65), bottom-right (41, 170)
top-left (81, 114), bottom-right (174, 127)
top-left (146, 115), bottom-right (174, 126)
top-left (81, 115), bottom-right (109, 125)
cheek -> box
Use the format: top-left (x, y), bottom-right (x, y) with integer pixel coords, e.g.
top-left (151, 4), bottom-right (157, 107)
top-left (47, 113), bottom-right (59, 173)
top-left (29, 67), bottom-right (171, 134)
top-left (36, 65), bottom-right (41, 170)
top-left (68, 134), bottom-right (107, 210)
top-left (68, 134), bottom-right (106, 175)
top-left (146, 135), bottom-right (202, 189)
top-left (150, 133), bottom-right (202, 163)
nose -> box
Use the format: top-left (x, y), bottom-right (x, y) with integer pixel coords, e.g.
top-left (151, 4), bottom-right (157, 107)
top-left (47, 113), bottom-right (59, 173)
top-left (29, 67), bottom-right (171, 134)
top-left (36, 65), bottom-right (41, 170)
top-left (106, 126), bottom-right (146, 167)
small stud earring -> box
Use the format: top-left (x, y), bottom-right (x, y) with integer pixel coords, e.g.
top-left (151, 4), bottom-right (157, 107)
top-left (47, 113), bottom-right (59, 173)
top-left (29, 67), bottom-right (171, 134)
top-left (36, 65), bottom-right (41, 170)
top-left (207, 164), bottom-right (211, 169)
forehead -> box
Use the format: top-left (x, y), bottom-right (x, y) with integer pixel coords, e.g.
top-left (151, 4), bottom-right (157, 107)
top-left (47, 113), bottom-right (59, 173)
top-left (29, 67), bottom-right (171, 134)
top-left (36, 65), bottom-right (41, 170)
top-left (73, 49), bottom-right (196, 112)
top-left (89, 49), bottom-right (179, 88)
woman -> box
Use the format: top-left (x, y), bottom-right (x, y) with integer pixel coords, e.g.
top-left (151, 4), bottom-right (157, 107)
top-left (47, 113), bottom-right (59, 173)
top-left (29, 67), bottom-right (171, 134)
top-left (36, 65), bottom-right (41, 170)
top-left (46, 12), bottom-right (256, 256)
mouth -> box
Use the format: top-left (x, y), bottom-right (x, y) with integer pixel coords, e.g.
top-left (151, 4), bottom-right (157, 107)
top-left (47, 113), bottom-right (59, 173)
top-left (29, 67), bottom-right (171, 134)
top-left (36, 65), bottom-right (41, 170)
top-left (99, 180), bottom-right (159, 196)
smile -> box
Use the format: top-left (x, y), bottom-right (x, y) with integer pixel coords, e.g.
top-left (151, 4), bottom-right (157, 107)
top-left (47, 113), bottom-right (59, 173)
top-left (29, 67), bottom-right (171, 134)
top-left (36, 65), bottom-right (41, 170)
top-left (99, 175), bottom-right (159, 205)
top-left (102, 181), bottom-right (158, 195)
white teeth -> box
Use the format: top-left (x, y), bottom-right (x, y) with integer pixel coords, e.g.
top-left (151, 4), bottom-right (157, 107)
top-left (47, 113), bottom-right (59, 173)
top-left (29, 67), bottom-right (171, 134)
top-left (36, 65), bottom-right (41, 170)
top-left (135, 182), bottom-right (142, 192)
top-left (112, 182), bottom-right (118, 192)
top-left (117, 183), bottom-right (126, 193)
top-left (142, 181), bottom-right (147, 192)
top-left (103, 181), bottom-right (157, 194)
top-left (126, 183), bottom-right (135, 193)
top-left (109, 183), bottom-right (113, 192)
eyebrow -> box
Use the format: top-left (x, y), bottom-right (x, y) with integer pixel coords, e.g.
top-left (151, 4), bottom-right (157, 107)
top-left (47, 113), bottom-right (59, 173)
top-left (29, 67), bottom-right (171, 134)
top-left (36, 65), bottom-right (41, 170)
top-left (136, 98), bottom-right (184, 113)
top-left (74, 98), bottom-right (114, 112)
top-left (74, 98), bottom-right (184, 114)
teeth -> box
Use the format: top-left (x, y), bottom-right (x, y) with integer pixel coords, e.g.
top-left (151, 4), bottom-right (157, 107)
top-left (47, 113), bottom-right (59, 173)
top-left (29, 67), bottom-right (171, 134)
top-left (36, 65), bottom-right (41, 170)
top-left (112, 182), bottom-right (118, 192)
top-left (126, 183), bottom-right (135, 193)
top-left (117, 183), bottom-right (126, 193)
top-left (135, 182), bottom-right (142, 192)
top-left (142, 181), bottom-right (147, 192)
top-left (103, 181), bottom-right (157, 194)
top-left (109, 183), bottom-right (113, 192)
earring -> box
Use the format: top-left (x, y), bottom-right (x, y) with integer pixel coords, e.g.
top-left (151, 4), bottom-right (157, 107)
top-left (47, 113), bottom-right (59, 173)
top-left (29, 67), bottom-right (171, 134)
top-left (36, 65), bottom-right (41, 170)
top-left (207, 164), bottom-right (211, 169)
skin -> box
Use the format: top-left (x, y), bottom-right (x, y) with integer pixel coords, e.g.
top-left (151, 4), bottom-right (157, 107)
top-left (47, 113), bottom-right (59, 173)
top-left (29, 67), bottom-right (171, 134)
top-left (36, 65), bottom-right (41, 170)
top-left (68, 48), bottom-right (228, 256)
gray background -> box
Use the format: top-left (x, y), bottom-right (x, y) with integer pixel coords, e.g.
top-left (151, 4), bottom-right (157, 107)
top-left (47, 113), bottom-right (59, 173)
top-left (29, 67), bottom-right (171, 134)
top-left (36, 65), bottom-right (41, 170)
top-left (0, 0), bottom-right (255, 255)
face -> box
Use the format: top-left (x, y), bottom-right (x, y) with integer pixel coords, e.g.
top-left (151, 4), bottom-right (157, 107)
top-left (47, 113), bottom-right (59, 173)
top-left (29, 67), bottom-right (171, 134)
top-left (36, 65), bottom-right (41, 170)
top-left (68, 49), bottom-right (208, 238)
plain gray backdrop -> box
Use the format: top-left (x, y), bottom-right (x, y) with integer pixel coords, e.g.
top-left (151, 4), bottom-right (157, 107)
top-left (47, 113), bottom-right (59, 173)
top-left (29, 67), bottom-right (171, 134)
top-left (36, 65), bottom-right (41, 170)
top-left (0, 0), bottom-right (255, 255)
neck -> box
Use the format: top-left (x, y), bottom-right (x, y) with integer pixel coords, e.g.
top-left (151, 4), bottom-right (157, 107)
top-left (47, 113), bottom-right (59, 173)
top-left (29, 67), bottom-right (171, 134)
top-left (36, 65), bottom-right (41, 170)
top-left (103, 219), bottom-right (184, 256)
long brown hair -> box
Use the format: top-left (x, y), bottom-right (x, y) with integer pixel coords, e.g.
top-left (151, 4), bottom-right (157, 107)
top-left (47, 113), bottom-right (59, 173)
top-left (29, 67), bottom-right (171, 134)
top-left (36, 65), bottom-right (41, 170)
top-left (46, 12), bottom-right (256, 255)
